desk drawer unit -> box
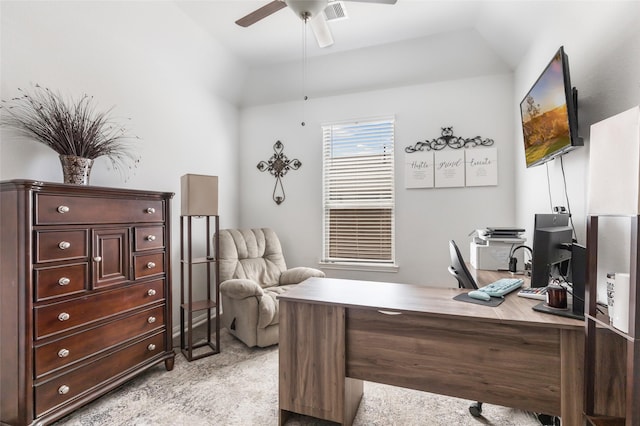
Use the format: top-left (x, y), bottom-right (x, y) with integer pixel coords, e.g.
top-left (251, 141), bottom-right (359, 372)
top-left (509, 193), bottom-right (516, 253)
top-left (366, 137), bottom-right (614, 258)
top-left (0, 180), bottom-right (175, 426)
top-left (279, 300), bottom-right (364, 426)
top-left (346, 308), bottom-right (562, 416)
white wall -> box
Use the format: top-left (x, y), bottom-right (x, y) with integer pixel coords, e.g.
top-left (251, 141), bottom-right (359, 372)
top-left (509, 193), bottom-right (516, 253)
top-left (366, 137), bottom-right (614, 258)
top-left (513, 2), bottom-right (640, 297)
top-left (240, 73), bottom-right (515, 287)
top-left (0, 1), bottom-right (244, 332)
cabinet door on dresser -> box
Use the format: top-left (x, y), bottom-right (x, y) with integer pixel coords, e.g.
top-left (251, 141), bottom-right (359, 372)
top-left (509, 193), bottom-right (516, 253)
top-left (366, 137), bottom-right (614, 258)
top-left (92, 227), bottom-right (130, 288)
top-left (0, 180), bottom-right (175, 426)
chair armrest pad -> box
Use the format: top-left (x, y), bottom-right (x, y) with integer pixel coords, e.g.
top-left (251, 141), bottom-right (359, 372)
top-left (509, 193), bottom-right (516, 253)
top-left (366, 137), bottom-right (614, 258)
top-left (279, 267), bottom-right (326, 285)
top-left (220, 279), bottom-right (264, 299)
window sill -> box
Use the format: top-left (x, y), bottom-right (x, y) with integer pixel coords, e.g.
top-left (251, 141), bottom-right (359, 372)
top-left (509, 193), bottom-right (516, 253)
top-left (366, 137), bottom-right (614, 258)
top-left (318, 261), bottom-right (399, 273)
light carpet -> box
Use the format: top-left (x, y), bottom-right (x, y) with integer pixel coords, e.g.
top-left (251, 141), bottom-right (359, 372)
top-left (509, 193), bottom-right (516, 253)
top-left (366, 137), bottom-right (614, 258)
top-left (54, 329), bottom-right (541, 425)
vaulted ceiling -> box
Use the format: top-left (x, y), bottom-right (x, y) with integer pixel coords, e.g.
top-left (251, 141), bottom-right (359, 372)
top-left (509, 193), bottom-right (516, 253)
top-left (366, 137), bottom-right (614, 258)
top-left (173, 1), bottom-right (633, 106)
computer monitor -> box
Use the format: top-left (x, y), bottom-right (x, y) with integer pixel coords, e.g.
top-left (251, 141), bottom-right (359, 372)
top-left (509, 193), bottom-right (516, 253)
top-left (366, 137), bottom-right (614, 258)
top-left (531, 213), bottom-right (573, 287)
top-left (532, 242), bottom-right (586, 320)
top-left (568, 243), bottom-right (586, 317)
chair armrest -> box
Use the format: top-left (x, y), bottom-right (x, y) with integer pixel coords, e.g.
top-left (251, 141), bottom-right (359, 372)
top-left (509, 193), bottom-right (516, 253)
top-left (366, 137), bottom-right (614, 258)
top-left (220, 279), bottom-right (264, 299)
top-left (279, 267), bottom-right (326, 285)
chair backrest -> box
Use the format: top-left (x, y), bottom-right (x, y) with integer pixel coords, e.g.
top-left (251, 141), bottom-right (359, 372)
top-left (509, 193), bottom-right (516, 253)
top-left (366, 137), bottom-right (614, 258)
top-left (448, 240), bottom-right (478, 289)
top-left (218, 228), bottom-right (287, 288)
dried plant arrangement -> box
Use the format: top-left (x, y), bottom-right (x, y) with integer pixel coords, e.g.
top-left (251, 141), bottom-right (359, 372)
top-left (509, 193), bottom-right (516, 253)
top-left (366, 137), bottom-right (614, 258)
top-left (0, 84), bottom-right (140, 181)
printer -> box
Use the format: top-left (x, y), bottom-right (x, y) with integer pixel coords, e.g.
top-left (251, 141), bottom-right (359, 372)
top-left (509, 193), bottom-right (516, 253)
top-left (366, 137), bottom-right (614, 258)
top-left (470, 228), bottom-right (526, 271)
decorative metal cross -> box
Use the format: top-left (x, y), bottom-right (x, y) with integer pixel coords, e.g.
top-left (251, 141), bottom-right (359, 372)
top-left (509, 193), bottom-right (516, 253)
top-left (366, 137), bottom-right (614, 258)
top-left (257, 141), bottom-right (302, 205)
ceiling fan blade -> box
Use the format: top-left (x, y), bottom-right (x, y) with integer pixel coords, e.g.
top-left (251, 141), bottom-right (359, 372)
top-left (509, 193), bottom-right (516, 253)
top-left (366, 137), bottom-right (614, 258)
top-left (343, 0), bottom-right (397, 4)
top-left (235, 0), bottom-right (287, 27)
top-left (309, 15), bottom-right (334, 48)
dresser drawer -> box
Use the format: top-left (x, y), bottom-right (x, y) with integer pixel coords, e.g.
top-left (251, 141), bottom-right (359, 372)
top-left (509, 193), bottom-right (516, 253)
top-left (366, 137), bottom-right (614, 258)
top-left (35, 263), bottom-right (88, 301)
top-left (35, 230), bottom-right (88, 263)
top-left (134, 226), bottom-right (165, 251)
top-left (34, 332), bottom-right (166, 416)
top-left (34, 279), bottom-right (165, 339)
top-left (35, 305), bottom-right (165, 378)
top-left (134, 252), bottom-right (165, 279)
top-left (35, 194), bottom-right (164, 225)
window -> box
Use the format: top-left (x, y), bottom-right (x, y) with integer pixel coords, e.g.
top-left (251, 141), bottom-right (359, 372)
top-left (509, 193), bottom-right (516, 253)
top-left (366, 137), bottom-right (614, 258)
top-left (322, 117), bottom-right (395, 267)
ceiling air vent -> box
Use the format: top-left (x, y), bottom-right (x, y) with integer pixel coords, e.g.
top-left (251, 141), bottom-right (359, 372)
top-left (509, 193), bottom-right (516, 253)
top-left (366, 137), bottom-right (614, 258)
top-left (323, 1), bottom-right (348, 22)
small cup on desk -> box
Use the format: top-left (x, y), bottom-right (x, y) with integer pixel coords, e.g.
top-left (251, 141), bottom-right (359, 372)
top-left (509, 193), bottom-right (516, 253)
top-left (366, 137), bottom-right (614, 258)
top-left (547, 284), bottom-right (568, 309)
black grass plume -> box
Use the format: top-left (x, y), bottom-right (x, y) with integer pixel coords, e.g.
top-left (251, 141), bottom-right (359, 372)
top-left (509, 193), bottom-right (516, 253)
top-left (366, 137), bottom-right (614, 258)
top-left (1, 84), bottom-right (140, 178)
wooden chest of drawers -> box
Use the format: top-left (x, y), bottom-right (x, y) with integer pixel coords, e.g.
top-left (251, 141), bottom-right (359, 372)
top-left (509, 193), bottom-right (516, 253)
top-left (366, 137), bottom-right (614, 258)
top-left (0, 180), bottom-right (175, 426)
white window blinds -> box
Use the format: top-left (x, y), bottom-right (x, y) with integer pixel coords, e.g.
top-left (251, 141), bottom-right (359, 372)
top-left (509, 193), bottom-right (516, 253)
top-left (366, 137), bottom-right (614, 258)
top-left (322, 117), bottom-right (395, 264)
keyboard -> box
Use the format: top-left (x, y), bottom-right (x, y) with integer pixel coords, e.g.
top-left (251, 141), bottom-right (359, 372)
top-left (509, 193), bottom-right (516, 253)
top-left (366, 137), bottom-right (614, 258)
top-left (477, 278), bottom-right (524, 297)
top-left (517, 286), bottom-right (548, 301)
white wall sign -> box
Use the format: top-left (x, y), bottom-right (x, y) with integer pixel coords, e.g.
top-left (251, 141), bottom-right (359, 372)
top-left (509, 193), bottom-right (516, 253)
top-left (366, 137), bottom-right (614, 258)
top-left (405, 151), bottom-right (434, 188)
top-left (465, 147), bottom-right (498, 186)
top-left (434, 150), bottom-right (465, 188)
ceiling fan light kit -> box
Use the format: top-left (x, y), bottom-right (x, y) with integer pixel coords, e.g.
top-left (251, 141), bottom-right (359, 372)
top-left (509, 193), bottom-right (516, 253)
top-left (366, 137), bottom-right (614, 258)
top-left (287, 0), bottom-right (328, 20)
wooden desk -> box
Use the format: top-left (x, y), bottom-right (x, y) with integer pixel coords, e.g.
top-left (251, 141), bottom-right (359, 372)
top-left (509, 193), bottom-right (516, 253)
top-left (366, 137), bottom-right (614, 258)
top-left (278, 277), bottom-right (586, 426)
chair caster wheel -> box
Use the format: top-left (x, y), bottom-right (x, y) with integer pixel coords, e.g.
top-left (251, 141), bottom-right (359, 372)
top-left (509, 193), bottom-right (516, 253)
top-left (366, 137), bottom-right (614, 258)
top-left (469, 402), bottom-right (483, 417)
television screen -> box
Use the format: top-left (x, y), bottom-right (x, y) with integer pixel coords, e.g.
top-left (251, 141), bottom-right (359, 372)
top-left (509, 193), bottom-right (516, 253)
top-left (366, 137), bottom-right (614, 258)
top-left (520, 46), bottom-right (582, 168)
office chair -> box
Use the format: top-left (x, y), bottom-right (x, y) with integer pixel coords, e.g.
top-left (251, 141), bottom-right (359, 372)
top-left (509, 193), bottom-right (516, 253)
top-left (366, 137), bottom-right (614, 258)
top-left (447, 239), bottom-right (483, 417)
top-left (448, 240), bottom-right (478, 290)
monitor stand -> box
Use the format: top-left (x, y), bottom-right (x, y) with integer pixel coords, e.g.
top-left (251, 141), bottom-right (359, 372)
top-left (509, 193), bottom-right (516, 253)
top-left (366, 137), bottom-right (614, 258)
top-left (534, 242), bottom-right (587, 321)
top-left (532, 301), bottom-right (584, 320)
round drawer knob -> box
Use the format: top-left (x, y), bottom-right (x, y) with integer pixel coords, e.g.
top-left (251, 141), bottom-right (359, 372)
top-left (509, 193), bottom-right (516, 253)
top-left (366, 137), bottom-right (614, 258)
top-left (58, 385), bottom-right (70, 395)
top-left (147, 343), bottom-right (156, 351)
top-left (146, 235), bottom-right (156, 241)
top-left (58, 312), bottom-right (70, 321)
top-left (58, 241), bottom-right (71, 250)
top-left (58, 277), bottom-right (71, 286)
top-left (93, 256), bottom-right (102, 262)
top-left (147, 316), bottom-right (156, 324)
top-left (57, 205), bottom-right (70, 214)
top-left (147, 289), bottom-right (157, 296)
top-left (146, 262), bottom-right (156, 269)
top-left (58, 348), bottom-right (70, 358)
top-left (145, 207), bottom-right (156, 214)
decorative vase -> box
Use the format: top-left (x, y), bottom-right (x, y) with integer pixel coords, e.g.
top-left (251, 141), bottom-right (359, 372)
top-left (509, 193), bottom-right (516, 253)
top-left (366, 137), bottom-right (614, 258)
top-left (59, 155), bottom-right (94, 185)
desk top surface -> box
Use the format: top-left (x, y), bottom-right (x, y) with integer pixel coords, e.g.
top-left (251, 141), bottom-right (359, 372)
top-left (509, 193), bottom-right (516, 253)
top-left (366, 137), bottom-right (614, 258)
top-left (279, 277), bottom-right (584, 330)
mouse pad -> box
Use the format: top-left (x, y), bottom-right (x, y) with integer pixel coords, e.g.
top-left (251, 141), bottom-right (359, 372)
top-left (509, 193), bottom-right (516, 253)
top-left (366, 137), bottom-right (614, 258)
top-left (453, 293), bottom-right (504, 307)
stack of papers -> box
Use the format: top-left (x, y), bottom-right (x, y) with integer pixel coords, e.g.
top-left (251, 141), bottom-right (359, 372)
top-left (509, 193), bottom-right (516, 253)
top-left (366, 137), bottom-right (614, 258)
top-left (474, 228), bottom-right (525, 242)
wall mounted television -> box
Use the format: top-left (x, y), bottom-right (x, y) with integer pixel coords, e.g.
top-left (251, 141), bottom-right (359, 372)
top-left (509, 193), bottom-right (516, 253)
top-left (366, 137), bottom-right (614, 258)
top-left (520, 46), bottom-right (583, 168)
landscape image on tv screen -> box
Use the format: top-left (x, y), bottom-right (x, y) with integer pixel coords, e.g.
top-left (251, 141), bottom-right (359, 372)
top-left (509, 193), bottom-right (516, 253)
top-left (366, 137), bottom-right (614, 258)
top-left (520, 50), bottom-right (572, 167)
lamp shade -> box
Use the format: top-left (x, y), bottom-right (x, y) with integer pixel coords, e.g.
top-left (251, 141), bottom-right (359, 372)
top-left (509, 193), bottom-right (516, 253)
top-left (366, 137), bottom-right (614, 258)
top-left (180, 174), bottom-right (218, 216)
top-left (588, 106), bottom-right (640, 215)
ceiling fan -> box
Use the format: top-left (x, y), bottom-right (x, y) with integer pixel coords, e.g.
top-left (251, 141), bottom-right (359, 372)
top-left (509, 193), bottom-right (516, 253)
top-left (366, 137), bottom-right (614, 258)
top-left (235, 0), bottom-right (397, 48)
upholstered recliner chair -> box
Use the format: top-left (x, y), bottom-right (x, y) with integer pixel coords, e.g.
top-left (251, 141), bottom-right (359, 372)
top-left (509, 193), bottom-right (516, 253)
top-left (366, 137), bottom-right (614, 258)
top-left (218, 228), bottom-right (325, 347)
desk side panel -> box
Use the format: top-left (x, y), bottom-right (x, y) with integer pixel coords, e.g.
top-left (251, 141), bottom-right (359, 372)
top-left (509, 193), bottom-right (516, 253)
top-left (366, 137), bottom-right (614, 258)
top-left (279, 300), bottom-right (362, 425)
top-left (346, 308), bottom-right (561, 416)
top-left (593, 329), bottom-right (626, 416)
top-left (560, 329), bottom-right (584, 426)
